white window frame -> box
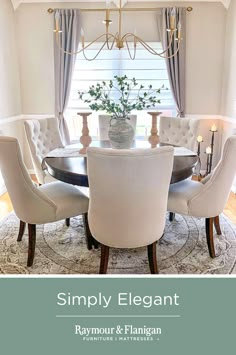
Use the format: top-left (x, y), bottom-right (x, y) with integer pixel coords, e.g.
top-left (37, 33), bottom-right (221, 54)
top-left (66, 42), bottom-right (176, 141)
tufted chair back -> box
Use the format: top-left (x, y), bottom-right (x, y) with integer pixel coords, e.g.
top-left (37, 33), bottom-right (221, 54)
top-left (24, 117), bottom-right (64, 184)
top-left (159, 116), bottom-right (200, 151)
top-left (0, 137), bottom-right (56, 224)
top-left (189, 135), bottom-right (236, 217)
top-left (98, 115), bottom-right (137, 140)
top-left (87, 146), bottom-right (174, 248)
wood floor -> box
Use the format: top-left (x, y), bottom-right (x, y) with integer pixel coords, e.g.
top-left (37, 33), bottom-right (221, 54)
top-left (0, 181), bottom-right (236, 224)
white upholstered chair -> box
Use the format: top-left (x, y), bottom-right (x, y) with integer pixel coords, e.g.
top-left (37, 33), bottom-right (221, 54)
top-left (98, 115), bottom-right (137, 140)
top-left (159, 116), bottom-right (200, 151)
top-left (87, 146), bottom-right (174, 274)
top-left (0, 137), bottom-right (89, 267)
top-left (167, 135), bottom-right (236, 258)
top-left (24, 117), bottom-right (64, 185)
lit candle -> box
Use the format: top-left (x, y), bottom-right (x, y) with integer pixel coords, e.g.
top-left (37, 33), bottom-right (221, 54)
top-left (170, 8), bottom-right (176, 31)
top-left (81, 28), bottom-right (85, 48)
top-left (206, 146), bottom-right (212, 154)
top-left (197, 135), bottom-right (203, 143)
top-left (177, 22), bottom-right (182, 39)
top-left (211, 124), bottom-right (217, 132)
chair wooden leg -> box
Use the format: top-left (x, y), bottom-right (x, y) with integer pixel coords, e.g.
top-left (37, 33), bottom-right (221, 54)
top-left (83, 213), bottom-right (99, 250)
top-left (205, 218), bottom-right (216, 258)
top-left (213, 216), bottom-right (222, 235)
top-left (169, 212), bottom-right (175, 222)
top-left (99, 245), bottom-right (110, 274)
top-left (17, 221), bottom-right (26, 242)
top-left (27, 224), bottom-right (36, 267)
top-left (65, 218), bottom-right (70, 227)
top-left (147, 242), bottom-right (159, 274)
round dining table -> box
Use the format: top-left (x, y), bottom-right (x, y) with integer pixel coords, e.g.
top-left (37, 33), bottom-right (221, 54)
top-left (44, 140), bottom-right (198, 249)
top-left (44, 140), bottom-right (198, 188)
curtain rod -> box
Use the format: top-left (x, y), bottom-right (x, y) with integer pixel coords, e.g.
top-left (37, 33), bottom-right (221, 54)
top-left (47, 6), bottom-right (193, 14)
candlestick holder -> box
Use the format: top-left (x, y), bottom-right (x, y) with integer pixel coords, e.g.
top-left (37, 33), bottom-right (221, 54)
top-left (195, 138), bottom-right (203, 180)
top-left (147, 112), bottom-right (162, 148)
top-left (78, 112), bottom-right (92, 154)
top-left (206, 152), bottom-right (211, 175)
top-left (195, 125), bottom-right (218, 179)
top-left (208, 128), bottom-right (217, 174)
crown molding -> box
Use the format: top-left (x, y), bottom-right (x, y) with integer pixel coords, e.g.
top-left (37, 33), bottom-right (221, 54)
top-left (11, 0), bottom-right (232, 11)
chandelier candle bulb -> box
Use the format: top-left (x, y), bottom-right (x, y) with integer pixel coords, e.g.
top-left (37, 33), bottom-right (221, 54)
top-left (134, 28), bottom-right (137, 46)
top-left (105, 8), bottom-right (110, 22)
top-left (81, 28), bottom-right (85, 48)
top-left (170, 8), bottom-right (176, 30)
top-left (177, 22), bottom-right (182, 39)
top-left (54, 12), bottom-right (61, 33)
top-left (55, 19), bottom-right (59, 32)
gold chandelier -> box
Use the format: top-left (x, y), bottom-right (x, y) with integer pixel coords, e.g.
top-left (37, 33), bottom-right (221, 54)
top-left (51, 0), bottom-right (192, 61)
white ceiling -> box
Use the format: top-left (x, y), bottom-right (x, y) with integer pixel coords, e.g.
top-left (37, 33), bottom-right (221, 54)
top-left (11, 0), bottom-right (232, 11)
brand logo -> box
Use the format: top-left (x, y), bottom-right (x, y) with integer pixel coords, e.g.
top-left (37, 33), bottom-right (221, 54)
top-left (75, 324), bottom-right (162, 342)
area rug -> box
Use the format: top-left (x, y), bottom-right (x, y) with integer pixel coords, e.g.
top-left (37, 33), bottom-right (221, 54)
top-left (0, 212), bottom-right (236, 274)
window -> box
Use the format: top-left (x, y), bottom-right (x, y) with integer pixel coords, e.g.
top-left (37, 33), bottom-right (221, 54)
top-left (66, 42), bottom-right (176, 141)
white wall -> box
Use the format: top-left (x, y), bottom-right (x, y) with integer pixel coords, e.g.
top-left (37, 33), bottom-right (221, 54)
top-left (0, 0), bottom-right (21, 118)
top-left (221, 0), bottom-right (236, 119)
top-left (15, 1), bottom-right (226, 115)
top-left (185, 2), bottom-right (226, 114)
top-left (0, 0), bottom-right (23, 194)
top-left (220, 0), bottom-right (236, 191)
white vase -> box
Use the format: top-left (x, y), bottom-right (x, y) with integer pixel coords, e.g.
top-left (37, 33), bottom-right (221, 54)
top-left (108, 118), bottom-right (135, 149)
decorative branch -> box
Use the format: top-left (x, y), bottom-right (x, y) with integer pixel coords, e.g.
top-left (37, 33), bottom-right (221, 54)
top-left (79, 75), bottom-right (163, 119)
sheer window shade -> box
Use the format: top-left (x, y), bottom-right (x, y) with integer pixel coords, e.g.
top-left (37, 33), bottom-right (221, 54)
top-left (66, 42), bottom-right (175, 140)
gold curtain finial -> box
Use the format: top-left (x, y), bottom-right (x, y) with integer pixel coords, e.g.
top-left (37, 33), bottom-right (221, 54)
top-left (187, 7), bottom-right (193, 12)
top-left (48, 8), bottom-right (54, 14)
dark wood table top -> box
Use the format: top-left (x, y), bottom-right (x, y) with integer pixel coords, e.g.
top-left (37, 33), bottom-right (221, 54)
top-left (44, 141), bottom-right (198, 187)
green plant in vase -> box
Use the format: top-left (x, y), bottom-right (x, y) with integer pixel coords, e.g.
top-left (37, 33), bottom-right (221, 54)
top-left (79, 75), bottom-right (162, 148)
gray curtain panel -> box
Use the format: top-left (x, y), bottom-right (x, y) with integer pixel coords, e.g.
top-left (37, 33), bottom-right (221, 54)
top-left (158, 8), bottom-right (186, 117)
top-left (54, 9), bottom-right (81, 144)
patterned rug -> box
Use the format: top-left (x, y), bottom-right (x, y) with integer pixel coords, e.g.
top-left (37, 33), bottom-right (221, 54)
top-left (0, 212), bottom-right (236, 275)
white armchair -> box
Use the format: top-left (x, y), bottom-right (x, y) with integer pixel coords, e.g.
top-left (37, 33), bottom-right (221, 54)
top-left (87, 146), bottom-right (174, 274)
top-left (159, 116), bottom-right (200, 151)
top-left (0, 137), bottom-right (89, 267)
top-left (167, 136), bottom-right (236, 258)
top-left (24, 117), bottom-right (64, 185)
top-left (98, 115), bottom-right (137, 141)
